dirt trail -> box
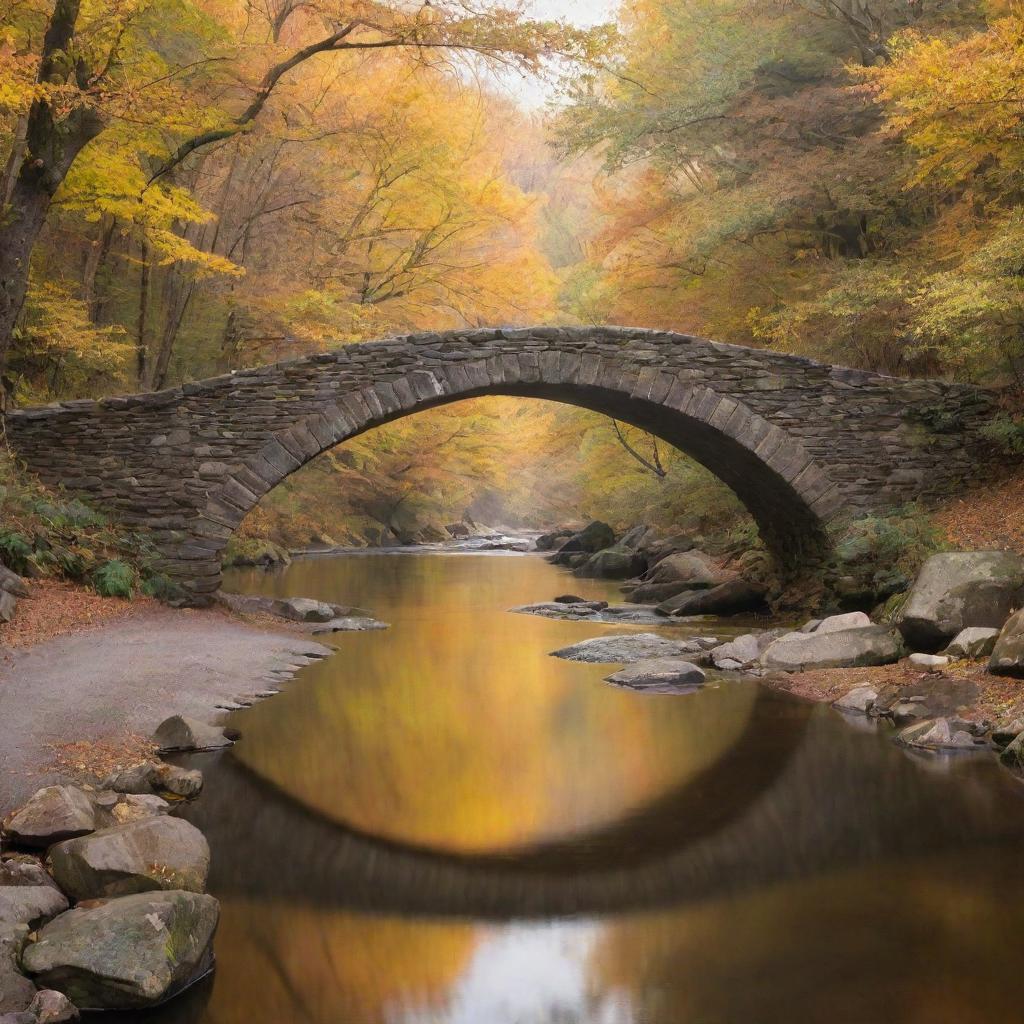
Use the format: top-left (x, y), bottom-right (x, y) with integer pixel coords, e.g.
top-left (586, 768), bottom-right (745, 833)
top-left (0, 606), bottom-right (331, 812)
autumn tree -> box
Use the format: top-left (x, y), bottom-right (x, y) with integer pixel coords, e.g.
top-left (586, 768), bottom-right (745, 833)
top-left (0, 0), bottom-right (609, 407)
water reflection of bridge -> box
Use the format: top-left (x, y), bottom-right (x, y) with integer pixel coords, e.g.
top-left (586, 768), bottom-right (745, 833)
top-left (182, 689), bottom-right (1024, 921)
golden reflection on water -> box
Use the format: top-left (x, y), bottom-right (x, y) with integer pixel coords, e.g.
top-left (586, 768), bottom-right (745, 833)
top-left (178, 552), bottom-right (1024, 1024)
top-left (199, 853), bottom-right (1024, 1024)
top-left (226, 553), bottom-right (758, 854)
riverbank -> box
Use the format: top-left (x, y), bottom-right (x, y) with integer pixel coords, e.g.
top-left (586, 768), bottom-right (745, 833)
top-left (0, 602), bottom-right (330, 813)
top-left (764, 660), bottom-right (1023, 729)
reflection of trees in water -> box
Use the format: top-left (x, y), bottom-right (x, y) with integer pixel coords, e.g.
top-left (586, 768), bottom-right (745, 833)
top-left (589, 849), bottom-right (1024, 1024)
top-left (228, 554), bottom-right (761, 855)
top-left (206, 904), bottom-right (477, 1024)
top-left (186, 684), bottom-right (1024, 922)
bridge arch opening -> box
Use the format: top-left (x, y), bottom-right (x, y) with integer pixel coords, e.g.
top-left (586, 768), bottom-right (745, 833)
top-left (190, 358), bottom-right (841, 601)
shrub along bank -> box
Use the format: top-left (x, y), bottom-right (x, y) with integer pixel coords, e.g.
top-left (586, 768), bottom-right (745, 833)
top-left (0, 454), bottom-right (180, 617)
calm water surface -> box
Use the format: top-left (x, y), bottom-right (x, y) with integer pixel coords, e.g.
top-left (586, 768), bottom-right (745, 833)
top-left (140, 551), bottom-right (1024, 1024)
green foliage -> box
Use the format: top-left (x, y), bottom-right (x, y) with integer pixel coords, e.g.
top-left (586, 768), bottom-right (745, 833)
top-left (92, 560), bottom-right (137, 599)
top-left (837, 505), bottom-right (949, 574)
top-left (0, 531), bottom-right (33, 574)
top-left (140, 573), bottom-right (187, 604)
top-left (903, 403), bottom-right (966, 435)
top-left (0, 454), bottom-right (164, 599)
top-left (981, 414), bottom-right (1024, 455)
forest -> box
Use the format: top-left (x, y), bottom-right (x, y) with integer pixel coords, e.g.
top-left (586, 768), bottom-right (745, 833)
top-left (2, 0), bottom-right (1022, 551)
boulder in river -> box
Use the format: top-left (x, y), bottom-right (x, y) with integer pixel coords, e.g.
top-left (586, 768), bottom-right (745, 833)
top-left (551, 634), bottom-right (700, 664)
top-left (760, 625), bottom-right (906, 672)
top-left (637, 550), bottom-right (723, 591)
top-left (662, 579), bottom-right (767, 617)
top-left (549, 522), bottom-right (616, 566)
top-left (310, 616), bottom-right (389, 635)
top-left (535, 527), bottom-right (576, 551)
top-left (21, 890), bottom-right (219, 1010)
top-left (897, 551), bottom-right (1024, 651)
top-left (574, 544), bottom-right (646, 580)
top-left (942, 627), bottom-right (1000, 659)
top-left (2, 788), bottom-right (96, 849)
top-left (604, 658), bottom-right (706, 693)
top-left (511, 601), bottom-right (608, 621)
top-left (897, 717), bottom-right (978, 752)
top-left (989, 609), bottom-right (1024, 678)
top-left (48, 817), bottom-right (210, 900)
top-left (152, 716), bottom-right (232, 753)
top-left (706, 633), bottom-right (782, 670)
top-left (270, 597), bottom-right (337, 623)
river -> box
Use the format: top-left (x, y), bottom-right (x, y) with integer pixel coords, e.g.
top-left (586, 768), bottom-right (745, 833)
top-left (130, 550), bottom-right (1024, 1024)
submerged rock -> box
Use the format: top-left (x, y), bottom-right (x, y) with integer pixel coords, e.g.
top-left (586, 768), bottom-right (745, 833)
top-left (760, 625), bottom-right (905, 672)
top-left (310, 616), bottom-right (389, 635)
top-left (48, 817), bottom-right (210, 900)
top-left (511, 601), bottom-right (608, 621)
top-left (990, 609), bottom-right (1024, 678)
top-left (604, 658), bottom-right (706, 693)
top-left (21, 891), bottom-right (219, 1010)
top-left (550, 634), bottom-right (698, 664)
top-left (153, 716), bottom-right (231, 754)
top-left (897, 551), bottom-right (1024, 651)
top-left (897, 717), bottom-right (978, 751)
top-left (2, 788), bottom-right (96, 849)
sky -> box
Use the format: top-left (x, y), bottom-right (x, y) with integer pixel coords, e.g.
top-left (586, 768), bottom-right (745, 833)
top-left (497, 0), bottom-right (621, 109)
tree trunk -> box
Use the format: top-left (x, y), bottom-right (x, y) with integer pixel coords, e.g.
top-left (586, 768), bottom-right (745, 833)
top-left (0, 0), bottom-right (102, 408)
top-left (136, 239), bottom-right (151, 386)
top-left (148, 271), bottom-right (195, 391)
top-left (82, 216), bottom-right (117, 321)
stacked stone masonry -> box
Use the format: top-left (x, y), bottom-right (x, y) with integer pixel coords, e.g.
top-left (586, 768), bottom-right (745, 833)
top-left (3, 327), bottom-right (998, 602)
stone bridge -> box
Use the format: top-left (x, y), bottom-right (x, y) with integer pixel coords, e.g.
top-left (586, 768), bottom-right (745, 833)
top-left (3, 326), bottom-right (997, 603)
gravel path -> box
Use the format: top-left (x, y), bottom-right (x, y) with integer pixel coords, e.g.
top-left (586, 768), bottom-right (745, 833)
top-left (0, 607), bottom-right (331, 812)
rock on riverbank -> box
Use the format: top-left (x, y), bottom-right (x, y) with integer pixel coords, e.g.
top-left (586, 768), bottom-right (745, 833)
top-left (2, 777), bottom-right (220, 1017)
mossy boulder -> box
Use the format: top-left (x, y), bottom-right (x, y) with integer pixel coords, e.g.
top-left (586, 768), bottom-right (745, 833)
top-left (21, 891), bottom-right (219, 1010)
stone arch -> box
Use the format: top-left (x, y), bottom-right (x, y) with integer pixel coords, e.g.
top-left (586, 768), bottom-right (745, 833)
top-left (183, 354), bottom-right (842, 601)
